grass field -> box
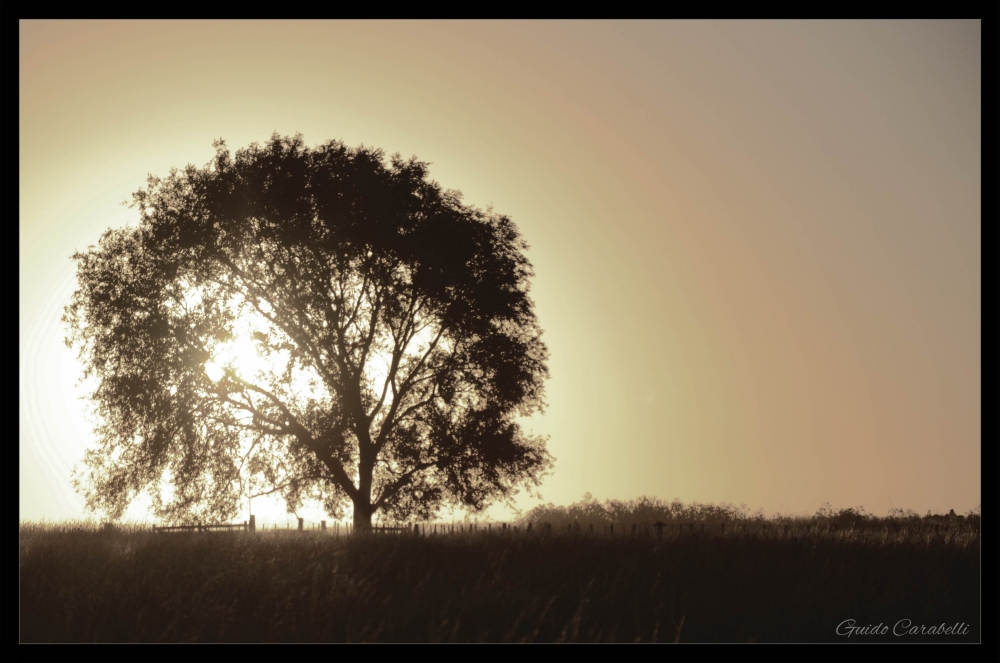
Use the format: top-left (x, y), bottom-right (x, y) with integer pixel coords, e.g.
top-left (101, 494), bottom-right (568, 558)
top-left (19, 521), bottom-right (980, 642)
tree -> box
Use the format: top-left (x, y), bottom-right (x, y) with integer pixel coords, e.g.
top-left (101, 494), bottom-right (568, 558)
top-left (64, 134), bottom-right (551, 530)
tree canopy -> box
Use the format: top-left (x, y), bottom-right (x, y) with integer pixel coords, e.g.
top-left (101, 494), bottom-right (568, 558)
top-left (64, 134), bottom-right (550, 527)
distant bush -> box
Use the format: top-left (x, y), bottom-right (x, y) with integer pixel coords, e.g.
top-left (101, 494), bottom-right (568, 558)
top-left (520, 496), bottom-right (980, 533)
top-left (520, 494), bottom-right (763, 530)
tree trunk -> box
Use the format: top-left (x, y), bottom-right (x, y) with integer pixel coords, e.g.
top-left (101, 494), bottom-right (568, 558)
top-left (353, 496), bottom-right (373, 531)
top-left (353, 450), bottom-right (375, 531)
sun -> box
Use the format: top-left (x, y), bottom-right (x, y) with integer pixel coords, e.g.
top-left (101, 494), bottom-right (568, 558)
top-left (197, 293), bottom-right (285, 387)
top-left (198, 299), bottom-right (329, 408)
top-left (206, 333), bottom-right (271, 384)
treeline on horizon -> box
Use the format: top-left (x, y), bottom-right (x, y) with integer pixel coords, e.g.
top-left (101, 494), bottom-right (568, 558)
top-left (517, 494), bottom-right (982, 530)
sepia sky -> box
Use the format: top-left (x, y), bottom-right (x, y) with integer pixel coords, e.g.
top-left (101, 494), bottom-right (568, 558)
top-left (20, 20), bottom-right (980, 523)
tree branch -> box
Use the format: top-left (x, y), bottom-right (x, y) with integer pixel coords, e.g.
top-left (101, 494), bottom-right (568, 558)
top-left (374, 460), bottom-right (437, 510)
top-left (222, 368), bottom-right (360, 501)
top-left (375, 324), bottom-right (446, 450)
top-left (211, 254), bottom-right (344, 398)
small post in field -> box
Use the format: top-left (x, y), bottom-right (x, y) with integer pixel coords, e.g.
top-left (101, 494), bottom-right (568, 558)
top-left (298, 517), bottom-right (304, 532)
top-left (321, 520), bottom-right (326, 532)
top-left (249, 515), bottom-right (256, 532)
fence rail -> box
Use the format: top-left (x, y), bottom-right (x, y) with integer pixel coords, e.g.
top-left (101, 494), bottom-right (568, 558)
top-left (153, 523), bottom-right (248, 533)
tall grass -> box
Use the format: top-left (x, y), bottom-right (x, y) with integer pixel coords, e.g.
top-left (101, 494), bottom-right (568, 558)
top-left (20, 518), bottom-right (979, 642)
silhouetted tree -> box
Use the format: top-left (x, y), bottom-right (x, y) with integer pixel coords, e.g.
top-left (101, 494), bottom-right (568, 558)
top-left (64, 134), bottom-right (550, 529)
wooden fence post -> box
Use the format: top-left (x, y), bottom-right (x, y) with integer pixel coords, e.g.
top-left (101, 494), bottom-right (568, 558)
top-left (249, 515), bottom-right (256, 532)
top-left (321, 520), bottom-right (327, 532)
top-left (298, 517), bottom-right (304, 532)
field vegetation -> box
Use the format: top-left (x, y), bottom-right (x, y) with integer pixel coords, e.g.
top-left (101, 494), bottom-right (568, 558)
top-left (20, 499), bottom-right (980, 642)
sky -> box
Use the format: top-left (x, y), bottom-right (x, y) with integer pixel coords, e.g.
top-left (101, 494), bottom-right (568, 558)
top-left (20, 20), bottom-right (980, 524)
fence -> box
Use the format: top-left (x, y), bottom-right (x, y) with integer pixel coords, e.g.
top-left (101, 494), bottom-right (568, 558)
top-left (153, 522), bottom-right (250, 533)
top-left (151, 517), bottom-right (980, 540)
